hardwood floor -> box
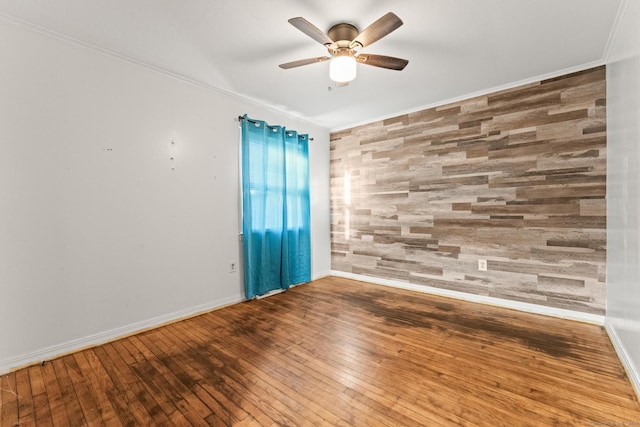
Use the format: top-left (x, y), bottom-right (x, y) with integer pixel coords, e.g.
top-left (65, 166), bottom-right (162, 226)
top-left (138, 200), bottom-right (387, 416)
top-left (2, 276), bottom-right (639, 426)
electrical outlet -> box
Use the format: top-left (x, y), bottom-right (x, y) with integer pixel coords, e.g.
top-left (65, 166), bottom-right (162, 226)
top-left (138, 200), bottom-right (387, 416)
top-left (229, 261), bottom-right (237, 273)
top-left (478, 259), bottom-right (487, 271)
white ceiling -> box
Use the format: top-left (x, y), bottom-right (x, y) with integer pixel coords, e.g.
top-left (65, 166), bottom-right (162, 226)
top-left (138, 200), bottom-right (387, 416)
top-left (0, 0), bottom-right (622, 130)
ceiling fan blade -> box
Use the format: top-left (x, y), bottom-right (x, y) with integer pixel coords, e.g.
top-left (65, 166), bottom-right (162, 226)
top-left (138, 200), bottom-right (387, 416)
top-left (288, 17), bottom-right (334, 46)
top-left (351, 12), bottom-right (403, 48)
top-left (279, 56), bottom-right (330, 69)
top-left (356, 54), bottom-right (409, 70)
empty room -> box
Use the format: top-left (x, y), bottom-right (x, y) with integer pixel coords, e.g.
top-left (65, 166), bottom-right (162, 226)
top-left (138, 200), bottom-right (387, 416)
top-left (1, 1), bottom-right (640, 425)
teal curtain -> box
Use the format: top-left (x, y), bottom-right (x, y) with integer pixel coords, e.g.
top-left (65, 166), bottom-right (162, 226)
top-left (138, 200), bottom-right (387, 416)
top-left (241, 114), bottom-right (311, 299)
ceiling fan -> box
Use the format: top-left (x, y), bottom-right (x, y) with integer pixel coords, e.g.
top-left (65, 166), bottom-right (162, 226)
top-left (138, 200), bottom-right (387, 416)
top-left (279, 12), bottom-right (408, 84)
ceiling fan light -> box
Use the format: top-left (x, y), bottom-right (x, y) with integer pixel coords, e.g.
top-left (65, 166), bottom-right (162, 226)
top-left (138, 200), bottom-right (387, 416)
top-left (330, 55), bottom-right (357, 83)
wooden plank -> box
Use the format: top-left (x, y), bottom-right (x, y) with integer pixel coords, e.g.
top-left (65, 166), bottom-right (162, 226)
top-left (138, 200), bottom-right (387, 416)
top-left (107, 340), bottom-right (175, 426)
top-left (60, 355), bottom-right (104, 425)
top-left (1, 373), bottom-right (19, 427)
top-left (81, 348), bottom-right (140, 427)
top-left (51, 358), bottom-right (86, 425)
top-left (71, 351), bottom-right (122, 426)
top-left (168, 319), bottom-right (325, 427)
top-left (193, 314), bottom-right (391, 426)
top-left (28, 366), bottom-right (54, 425)
top-left (41, 361), bottom-right (71, 426)
top-left (124, 335), bottom-right (210, 426)
top-left (15, 368), bottom-right (35, 425)
top-left (330, 66), bottom-right (607, 315)
top-left (158, 324), bottom-right (275, 426)
top-left (94, 343), bottom-right (166, 425)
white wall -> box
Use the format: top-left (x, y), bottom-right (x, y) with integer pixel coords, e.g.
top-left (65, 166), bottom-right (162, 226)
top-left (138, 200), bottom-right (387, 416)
top-left (605, 0), bottom-right (640, 395)
top-left (0, 18), bottom-right (330, 373)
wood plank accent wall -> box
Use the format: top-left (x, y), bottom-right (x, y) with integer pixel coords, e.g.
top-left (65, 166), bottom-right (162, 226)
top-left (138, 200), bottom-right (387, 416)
top-left (330, 66), bottom-right (606, 315)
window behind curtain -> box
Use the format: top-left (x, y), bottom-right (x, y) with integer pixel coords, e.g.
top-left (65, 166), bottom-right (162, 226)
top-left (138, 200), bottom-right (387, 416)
top-left (240, 115), bottom-right (311, 299)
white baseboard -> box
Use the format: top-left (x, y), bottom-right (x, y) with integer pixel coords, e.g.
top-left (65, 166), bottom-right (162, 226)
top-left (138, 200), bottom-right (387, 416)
top-left (604, 319), bottom-right (640, 399)
top-left (330, 270), bottom-right (605, 325)
top-left (0, 293), bottom-right (244, 375)
top-left (312, 270), bottom-right (332, 281)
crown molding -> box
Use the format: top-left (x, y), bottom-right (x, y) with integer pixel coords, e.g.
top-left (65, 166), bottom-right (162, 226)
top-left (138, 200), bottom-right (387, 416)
top-left (602, 0), bottom-right (631, 63)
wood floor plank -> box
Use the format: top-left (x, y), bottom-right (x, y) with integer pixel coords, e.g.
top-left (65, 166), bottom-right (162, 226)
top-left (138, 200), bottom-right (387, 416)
top-left (3, 277), bottom-right (640, 426)
top-left (123, 342), bottom-right (191, 426)
top-left (169, 319), bottom-right (322, 427)
top-left (28, 366), bottom-right (54, 426)
top-left (51, 358), bottom-right (87, 426)
top-left (15, 368), bottom-right (35, 425)
top-left (61, 354), bottom-right (107, 426)
top-left (126, 335), bottom-right (211, 426)
top-left (218, 297), bottom-right (457, 426)
top-left (159, 325), bottom-right (275, 426)
top-left (195, 313), bottom-right (381, 426)
top-left (41, 361), bottom-right (71, 426)
top-left (93, 344), bottom-right (163, 426)
top-left (135, 330), bottom-right (251, 425)
top-left (70, 351), bottom-right (122, 427)
top-left (86, 346), bottom-right (152, 426)
top-left (1, 373), bottom-right (18, 427)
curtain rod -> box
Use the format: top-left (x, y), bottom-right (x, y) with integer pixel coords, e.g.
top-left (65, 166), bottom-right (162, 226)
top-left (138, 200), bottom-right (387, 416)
top-left (238, 116), bottom-right (314, 141)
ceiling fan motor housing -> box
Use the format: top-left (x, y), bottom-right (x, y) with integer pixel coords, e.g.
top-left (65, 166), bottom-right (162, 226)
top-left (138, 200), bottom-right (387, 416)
top-left (327, 23), bottom-right (361, 57)
top-left (327, 23), bottom-right (359, 44)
